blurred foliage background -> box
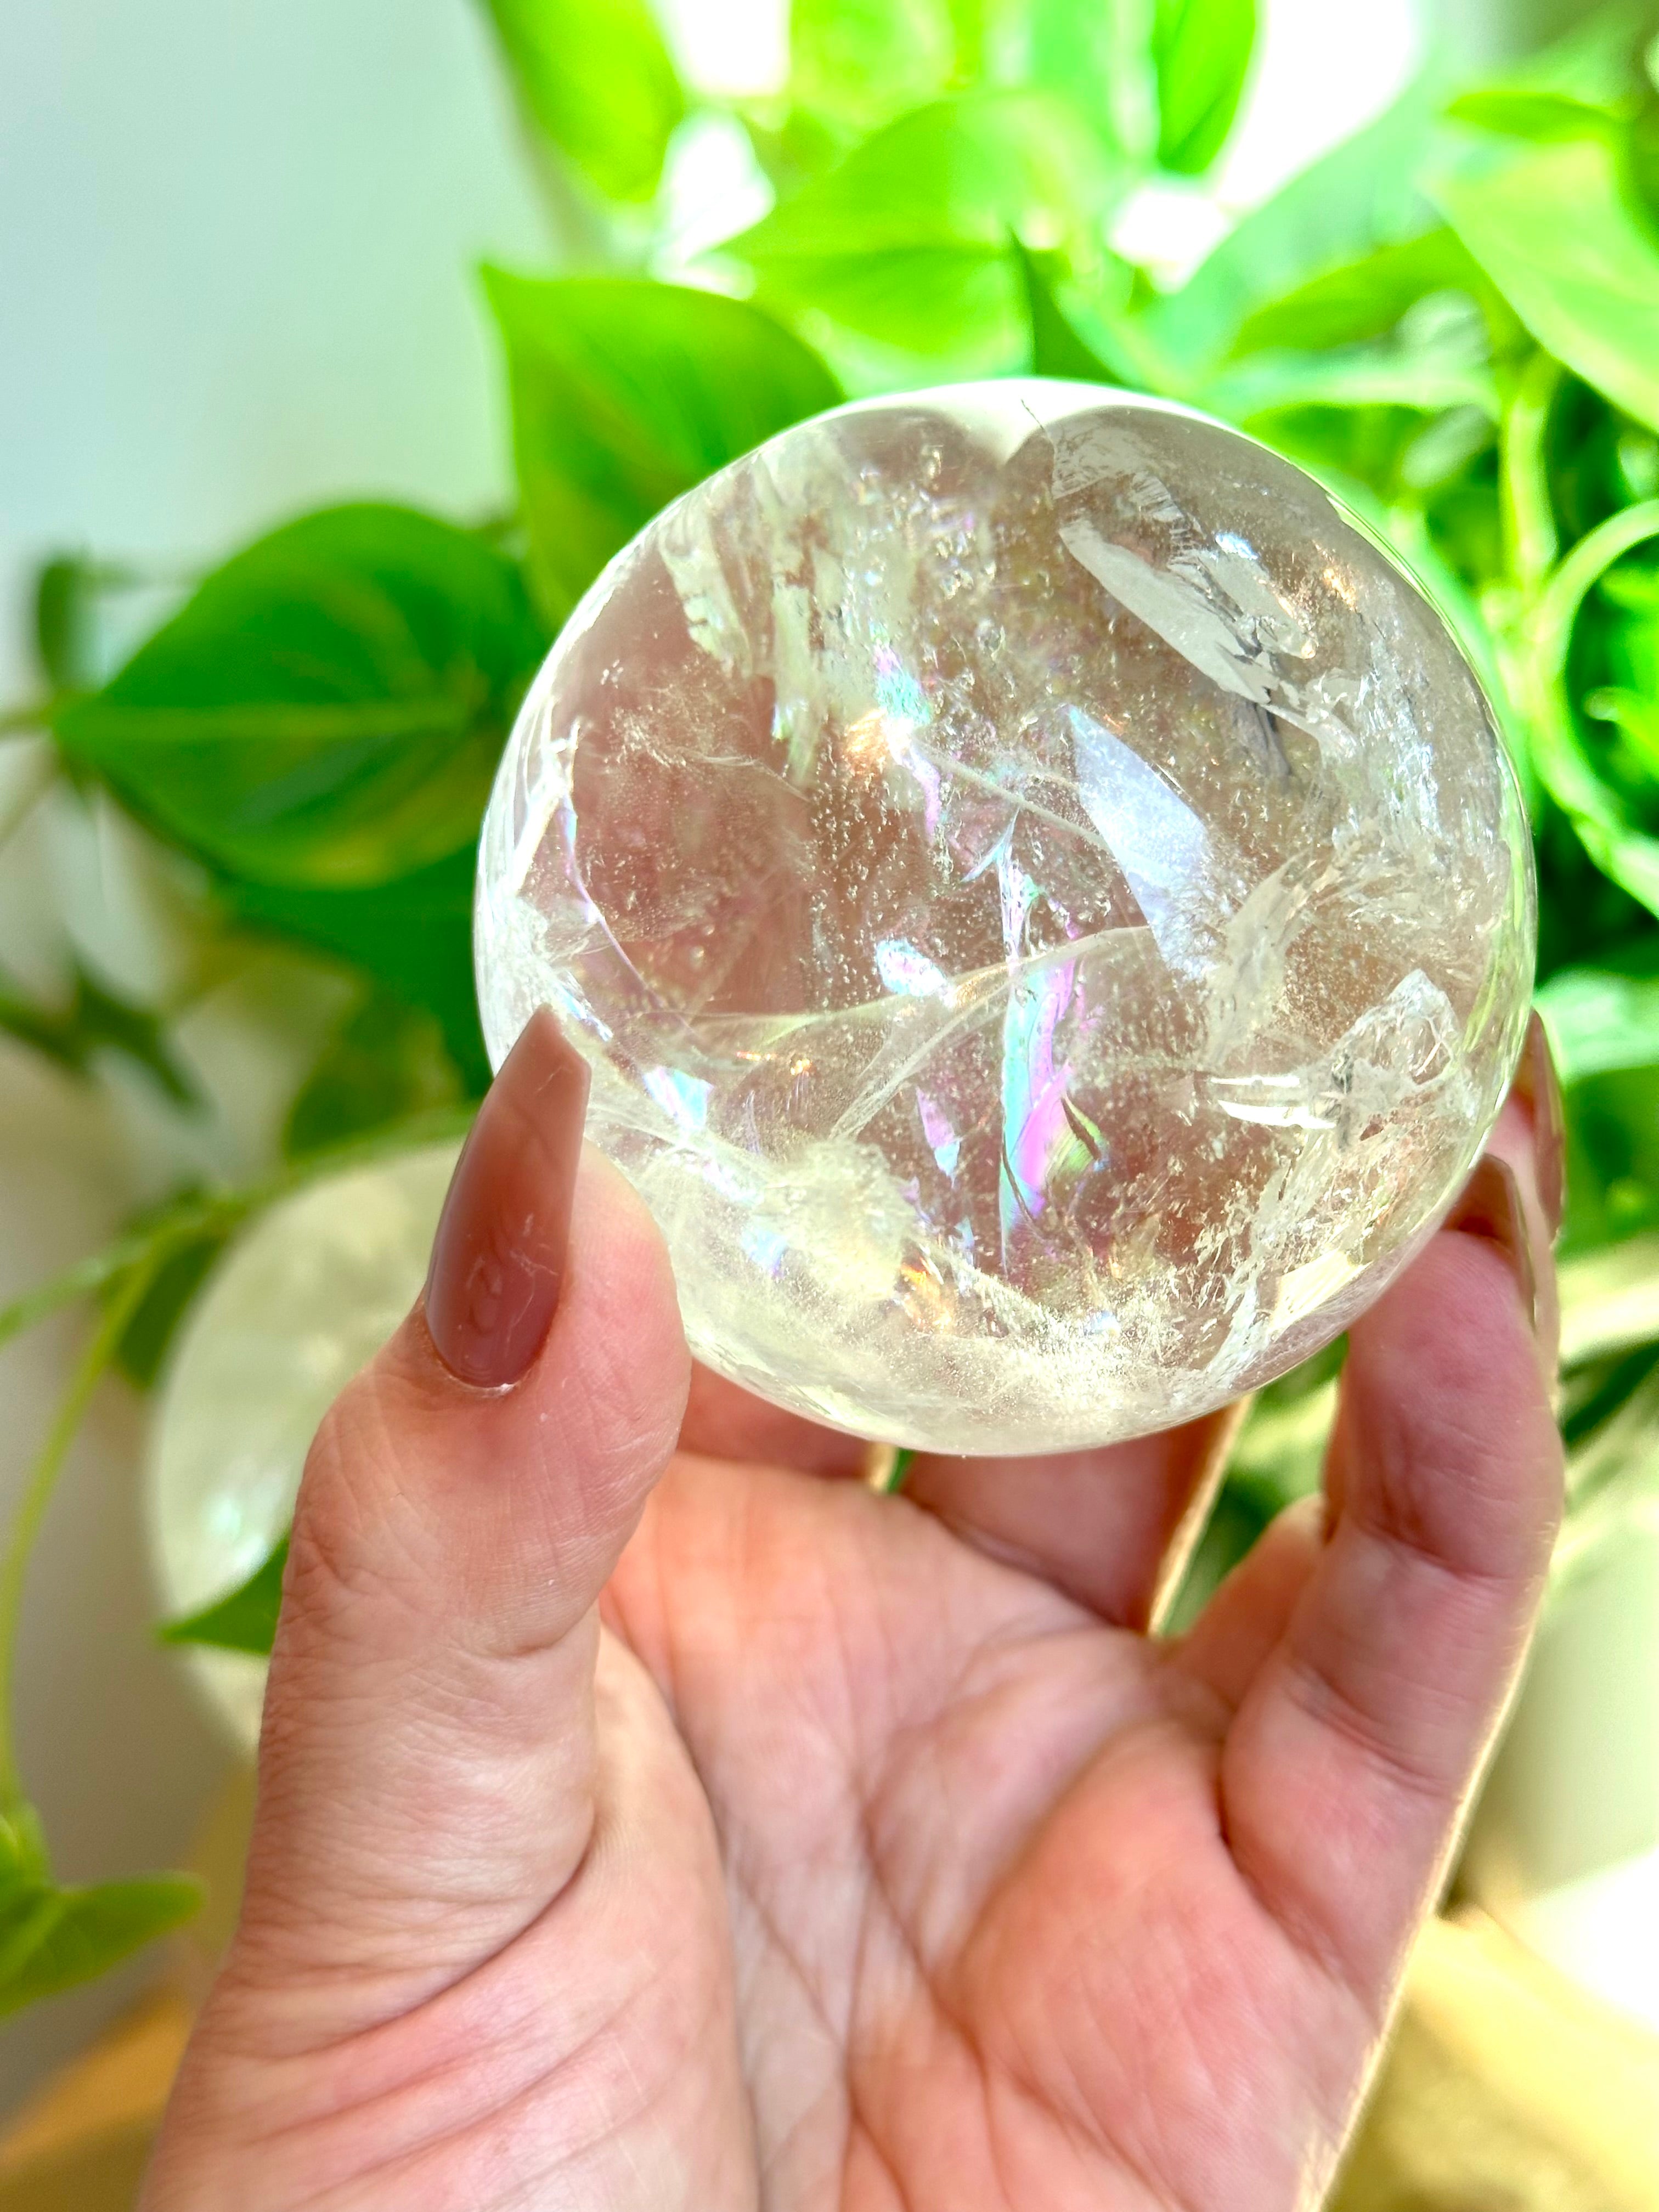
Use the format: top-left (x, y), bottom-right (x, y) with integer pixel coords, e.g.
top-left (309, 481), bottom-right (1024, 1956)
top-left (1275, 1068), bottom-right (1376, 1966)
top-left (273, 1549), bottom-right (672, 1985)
top-left (5, 0), bottom-right (1659, 2035)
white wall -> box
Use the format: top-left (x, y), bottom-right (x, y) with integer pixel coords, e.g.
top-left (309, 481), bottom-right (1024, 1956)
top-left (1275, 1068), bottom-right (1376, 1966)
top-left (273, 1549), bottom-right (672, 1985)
top-left (0, 0), bottom-right (545, 2114)
top-left (0, 0), bottom-right (548, 694)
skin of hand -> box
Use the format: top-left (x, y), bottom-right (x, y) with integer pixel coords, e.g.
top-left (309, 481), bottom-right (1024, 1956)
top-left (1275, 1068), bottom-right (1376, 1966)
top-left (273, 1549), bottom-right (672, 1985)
top-left (140, 1008), bottom-right (1566, 2212)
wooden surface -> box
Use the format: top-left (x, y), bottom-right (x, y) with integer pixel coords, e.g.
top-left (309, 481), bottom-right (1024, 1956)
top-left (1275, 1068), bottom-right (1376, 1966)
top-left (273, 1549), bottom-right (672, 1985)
top-left (1332, 1909), bottom-right (1659, 2210)
top-left (0, 1993), bottom-right (190, 2212)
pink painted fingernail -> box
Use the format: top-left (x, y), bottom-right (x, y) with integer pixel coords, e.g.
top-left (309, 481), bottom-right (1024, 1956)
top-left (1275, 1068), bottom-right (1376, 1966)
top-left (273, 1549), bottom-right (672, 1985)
top-left (1511, 1009), bottom-right (1566, 1242)
top-left (424, 1009), bottom-right (591, 1387)
top-left (1445, 1153), bottom-right (1536, 1334)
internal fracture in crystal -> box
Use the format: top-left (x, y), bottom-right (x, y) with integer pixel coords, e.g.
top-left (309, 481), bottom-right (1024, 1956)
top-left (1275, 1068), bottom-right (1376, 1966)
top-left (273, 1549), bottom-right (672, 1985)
top-left (476, 382), bottom-right (1534, 1455)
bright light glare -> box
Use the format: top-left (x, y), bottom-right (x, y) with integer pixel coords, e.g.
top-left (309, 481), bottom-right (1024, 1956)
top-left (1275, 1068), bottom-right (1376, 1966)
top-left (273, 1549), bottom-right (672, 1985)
top-left (657, 110), bottom-right (776, 274)
top-left (1515, 1846), bottom-right (1659, 2037)
top-left (1118, 0), bottom-right (1426, 288)
top-left (1215, 0), bottom-right (1424, 211)
top-left (654, 0), bottom-right (790, 100)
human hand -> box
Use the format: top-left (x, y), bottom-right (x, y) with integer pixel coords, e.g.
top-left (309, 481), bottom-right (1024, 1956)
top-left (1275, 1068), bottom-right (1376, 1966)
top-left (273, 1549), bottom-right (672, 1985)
top-left (142, 1008), bottom-right (1565, 2211)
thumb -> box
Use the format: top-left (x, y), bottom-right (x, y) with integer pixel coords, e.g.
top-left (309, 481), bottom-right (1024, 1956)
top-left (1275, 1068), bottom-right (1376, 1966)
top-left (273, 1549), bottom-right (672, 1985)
top-left (227, 1009), bottom-right (690, 2030)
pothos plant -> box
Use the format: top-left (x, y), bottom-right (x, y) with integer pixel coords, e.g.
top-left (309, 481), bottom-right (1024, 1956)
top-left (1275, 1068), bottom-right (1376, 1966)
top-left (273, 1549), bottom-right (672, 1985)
top-left (5, 0), bottom-right (1659, 2022)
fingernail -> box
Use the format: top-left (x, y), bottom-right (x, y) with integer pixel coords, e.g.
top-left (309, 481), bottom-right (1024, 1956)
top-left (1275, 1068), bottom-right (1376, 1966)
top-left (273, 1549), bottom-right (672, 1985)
top-left (424, 1009), bottom-right (591, 1388)
top-left (1445, 1153), bottom-right (1536, 1334)
top-left (1512, 1009), bottom-right (1566, 1241)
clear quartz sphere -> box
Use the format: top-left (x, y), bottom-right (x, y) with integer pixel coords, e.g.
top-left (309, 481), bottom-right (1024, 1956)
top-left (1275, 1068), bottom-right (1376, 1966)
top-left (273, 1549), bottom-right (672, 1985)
top-left (476, 381), bottom-right (1534, 1456)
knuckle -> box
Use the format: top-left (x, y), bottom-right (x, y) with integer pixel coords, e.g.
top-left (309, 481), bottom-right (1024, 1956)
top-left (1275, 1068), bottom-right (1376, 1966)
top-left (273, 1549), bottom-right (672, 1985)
top-left (283, 1368), bottom-right (432, 1641)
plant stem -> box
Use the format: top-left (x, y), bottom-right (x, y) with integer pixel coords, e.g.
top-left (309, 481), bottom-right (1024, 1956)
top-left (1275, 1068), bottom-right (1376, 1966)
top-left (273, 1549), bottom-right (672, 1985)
top-left (1532, 499), bottom-right (1659, 680)
top-left (0, 701), bottom-right (64, 741)
top-left (1516, 500), bottom-right (1659, 902)
top-left (0, 1102), bottom-right (476, 1357)
top-left (1503, 352), bottom-right (1562, 595)
top-left (0, 1203), bottom-right (231, 1358)
top-left (0, 1257), bottom-right (159, 1814)
top-left (0, 748), bottom-right (58, 858)
top-left (883, 1449), bottom-right (915, 1495)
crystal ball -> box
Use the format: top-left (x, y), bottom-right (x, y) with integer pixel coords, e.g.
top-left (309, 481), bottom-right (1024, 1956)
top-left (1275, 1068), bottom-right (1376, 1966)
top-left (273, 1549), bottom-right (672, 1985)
top-left (476, 381), bottom-right (1534, 1455)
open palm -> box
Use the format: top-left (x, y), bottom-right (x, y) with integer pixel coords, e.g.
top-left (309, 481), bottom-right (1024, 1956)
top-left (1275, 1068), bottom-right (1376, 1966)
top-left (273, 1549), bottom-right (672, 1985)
top-left (145, 1015), bottom-right (1561, 2211)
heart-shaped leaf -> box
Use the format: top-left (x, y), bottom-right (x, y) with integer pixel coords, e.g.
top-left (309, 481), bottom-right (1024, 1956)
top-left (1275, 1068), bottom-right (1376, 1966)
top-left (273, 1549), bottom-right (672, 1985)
top-left (1432, 132), bottom-right (1659, 435)
top-left (56, 506), bottom-right (546, 892)
top-left (486, 272), bottom-right (842, 625)
top-left (725, 92), bottom-right (1128, 360)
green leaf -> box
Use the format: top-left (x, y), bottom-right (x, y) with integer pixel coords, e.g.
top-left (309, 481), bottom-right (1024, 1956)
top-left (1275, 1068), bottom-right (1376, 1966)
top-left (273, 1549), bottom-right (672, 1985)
top-left (112, 1224), bottom-right (228, 1390)
top-left (1431, 133), bottom-right (1659, 436)
top-left (726, 91), bottom-right (1128, 362)
top-left (160, 1537), bottom-right (288, 1657)
top-left (1559, 1342), bottom-right (1659, 1532)
top-left (1536, 798), bottom-right (1659, 985)
top-left (228, 844), bottom-right (490, 1094)
top-left (485, 271), bottom-right (842, 625)
top-left (788, 0), bottom-right (1158, 173)
top-left (1559, 1334), bottom-right (1659, 1451)
top-left (74, 970), bottom-right (198, 1103)
top-left (56, 505), bottom-right (546, 892)
top-left (0, 1802), bottom-right (200, 2019)
top-left (1587, 683), bottom-right (1659, 782)
top-left (789, 0), bottom-right (960, 136)
top-left (0, 1871), bottom-right (201, 2018)
top-left (1014, 0), bottom-right (1159, 172)
top-left (286, 990), bottom-right (461, 1159)
top-left (33, 557), bottom-right (101, 695)
top-left (1445, 86), bottom-right (1623, 143)
top-left (1146, 79), bottom-right (1437, 374)
top-left (1559, 1059), bottom-right (1659, 1251)
top-left (1229, 228), bottom-right (1488, 357)
top-left (1598, 558), bottom-right (1659, 615)
top-left (1215, 325), bottom-right (1498, 427)
top-left (1626, 90), bottom-right (1659, 232)
top-left (737, 86), bottom-right (1127, 255)
top-left (1526, 502), bottom-right (1659, 921)
top-left (1015, 240), bottom-right (1144, 386)
top-left (1538, 963), bottom-right (1659, 1085)
top-left (0, 960), bottom-right (197, 1106)
top-left (1152, 0), bottom-right (1256, 176)
top-left (478, 0), bottom-right (684, 203)
top-left (0, 1803), bottom-right (49, 1890)
top-left (1466, 4), bottom-right (1647, 111)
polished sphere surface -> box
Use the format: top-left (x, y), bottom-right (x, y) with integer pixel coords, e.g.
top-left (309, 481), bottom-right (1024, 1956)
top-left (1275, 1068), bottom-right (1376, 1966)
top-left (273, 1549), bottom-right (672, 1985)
top-left (476, 381), bottom-right (1534, 1454)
